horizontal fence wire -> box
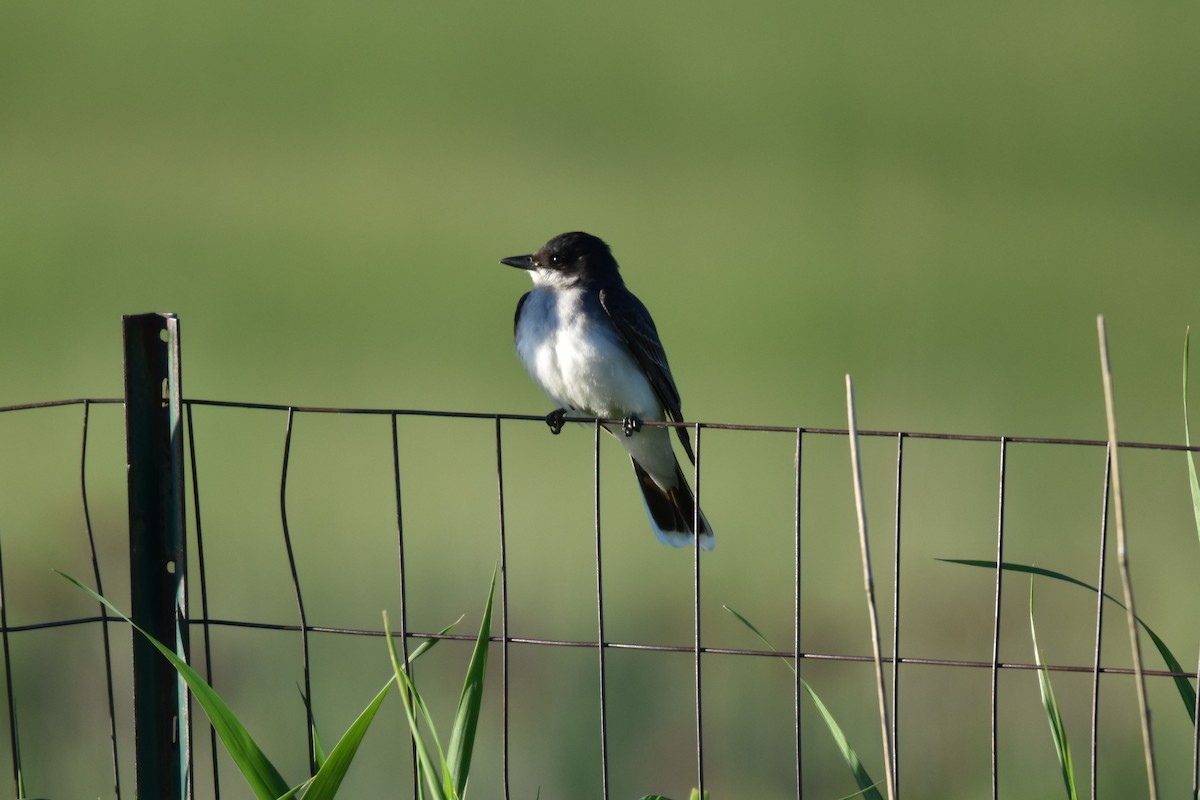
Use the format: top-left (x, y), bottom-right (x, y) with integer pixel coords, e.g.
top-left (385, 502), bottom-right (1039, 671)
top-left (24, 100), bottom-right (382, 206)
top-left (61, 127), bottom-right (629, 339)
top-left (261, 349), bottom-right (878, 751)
top-left (1, 396), bottom-right (1199, 799)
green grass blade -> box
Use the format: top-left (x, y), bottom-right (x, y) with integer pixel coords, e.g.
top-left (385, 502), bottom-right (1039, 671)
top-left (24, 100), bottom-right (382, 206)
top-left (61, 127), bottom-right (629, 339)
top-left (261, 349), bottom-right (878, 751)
top-left (723, 605), bottom-right (883, 800)
top-left (834, 783), bottom-right (885, 800)
top-left (59, 571), bottom-right (289, 800)
top-left (939, 559), bottom-right (1104, 596)
top-left (1030, 579), bottom-right (1079, 800)
top-left (297, 676), bottom-right (395, 800)
top-left (390, 613), bottom-right (464, 800)
top-left (801, 675), bottom-right (884, 800)
top-left (284, 617), bottom-right (456, 800)
top-left (407, 615), bottom-right (463, 664)
top-left (724, 605), bottom-right (786, 669)
top-left (939, 559), bottom-right (1195, 723)
top-left (297, 685), bottom-right (328, 771)
top-left (385, 610), bottom-right (452, 800)
top-left (412, 671), bottom-right (456, 798)
top-left (1184, 327), bottom-right (1200, 545)
top-left (14, 708), bottom-right (28, 800)
top-left (688, 791), bottom-right (711, 800)
top-left (446, 567), bottom-right (496, 797)
top-left (394, 663), bottom-right (449, 800)
top-left (274, 776), bottom-right (312, 800)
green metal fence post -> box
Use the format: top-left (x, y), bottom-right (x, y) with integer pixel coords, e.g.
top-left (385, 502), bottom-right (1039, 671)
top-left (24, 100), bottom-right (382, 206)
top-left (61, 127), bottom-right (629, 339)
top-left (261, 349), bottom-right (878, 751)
top-left (123, 313), bottom-right (189, 800)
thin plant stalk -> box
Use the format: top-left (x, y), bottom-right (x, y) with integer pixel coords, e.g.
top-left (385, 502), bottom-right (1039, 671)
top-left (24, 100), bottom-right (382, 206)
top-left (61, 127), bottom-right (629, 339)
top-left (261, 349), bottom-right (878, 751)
top-left (1096, 315), bottom-right (1157, 799)
top-left (845, 375), bottom-right (896, 800)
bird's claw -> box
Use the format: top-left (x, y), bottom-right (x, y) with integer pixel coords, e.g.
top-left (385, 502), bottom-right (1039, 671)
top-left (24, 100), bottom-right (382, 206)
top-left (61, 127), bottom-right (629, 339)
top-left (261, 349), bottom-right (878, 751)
top-left (622, 416), bottom-right (643, 437)
top-left (545, 408), bottom-right (567, 435)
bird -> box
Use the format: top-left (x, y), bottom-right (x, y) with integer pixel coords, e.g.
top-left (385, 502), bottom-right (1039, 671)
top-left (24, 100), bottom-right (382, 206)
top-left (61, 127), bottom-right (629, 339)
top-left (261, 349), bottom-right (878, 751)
top-left (500, 231), bottom-right (714, 550)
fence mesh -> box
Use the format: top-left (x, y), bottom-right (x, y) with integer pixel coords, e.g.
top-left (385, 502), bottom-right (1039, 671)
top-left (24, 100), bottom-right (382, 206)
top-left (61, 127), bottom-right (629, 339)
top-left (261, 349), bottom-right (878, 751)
top-left (1, 395), bottom-right (1198, 798)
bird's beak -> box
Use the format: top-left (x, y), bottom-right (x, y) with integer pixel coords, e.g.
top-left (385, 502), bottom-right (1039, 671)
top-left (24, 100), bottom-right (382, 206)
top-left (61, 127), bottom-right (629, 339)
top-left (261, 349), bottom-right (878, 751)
top-left (500, 254), bottom-right (536, 270)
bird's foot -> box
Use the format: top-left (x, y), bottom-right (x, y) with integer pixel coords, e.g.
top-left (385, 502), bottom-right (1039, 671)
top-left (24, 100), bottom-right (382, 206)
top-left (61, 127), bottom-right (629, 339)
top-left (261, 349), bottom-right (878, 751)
top-left (545, 408), bottom-right (568, 435)
top-left (622, 415), bottom-right (643, 437)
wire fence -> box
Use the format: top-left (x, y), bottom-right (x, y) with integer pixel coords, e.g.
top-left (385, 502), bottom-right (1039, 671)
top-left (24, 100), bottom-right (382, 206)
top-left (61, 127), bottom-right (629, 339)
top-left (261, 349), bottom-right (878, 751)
top-left (1, 324), bottom-right (1199, 799)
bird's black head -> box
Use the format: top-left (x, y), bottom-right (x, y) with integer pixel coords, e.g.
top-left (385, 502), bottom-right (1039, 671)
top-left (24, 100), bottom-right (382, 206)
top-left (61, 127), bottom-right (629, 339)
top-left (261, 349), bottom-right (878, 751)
top-left (501, 231), bottom-right (620, 287)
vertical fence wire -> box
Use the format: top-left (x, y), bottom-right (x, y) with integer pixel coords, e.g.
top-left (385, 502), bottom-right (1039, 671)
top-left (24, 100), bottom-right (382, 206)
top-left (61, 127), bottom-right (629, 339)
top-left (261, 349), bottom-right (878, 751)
top-left (793, 428), bottom-right (803, 798)
top-left (494, 417), bottom-right (511, 800)
top-left (891, 431), bottom-right (905, 797)
top-left (185, 403), bottom-right (221, 800)
top-left (990, 437), bottom-right (1009, 800)
top-left (279, 408), bottom-right (316, 776)
top-left (390, 413), bottom-right (418, 797)
top-left (594, 421), bottom-right (611, 800)
top-left (80, 400), bottom-right (123, 800)
top-left (1089, 444), bottom-right (1112, 800)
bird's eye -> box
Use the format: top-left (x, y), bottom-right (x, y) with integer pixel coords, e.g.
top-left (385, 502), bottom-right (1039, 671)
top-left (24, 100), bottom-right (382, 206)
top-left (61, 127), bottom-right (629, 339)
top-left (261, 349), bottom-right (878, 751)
top-left (549, 254), bottom-right (562, 265)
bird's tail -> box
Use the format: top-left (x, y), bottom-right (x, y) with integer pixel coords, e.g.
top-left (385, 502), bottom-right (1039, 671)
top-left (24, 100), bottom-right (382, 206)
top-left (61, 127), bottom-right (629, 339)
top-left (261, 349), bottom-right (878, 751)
top-left (632, 459), bottom-right (715, 551)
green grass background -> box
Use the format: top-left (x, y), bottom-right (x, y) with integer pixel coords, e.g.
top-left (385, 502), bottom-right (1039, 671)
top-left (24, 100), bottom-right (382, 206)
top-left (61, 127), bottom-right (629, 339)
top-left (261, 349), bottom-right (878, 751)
top-left (1, 1), bottom-right (1198, 798)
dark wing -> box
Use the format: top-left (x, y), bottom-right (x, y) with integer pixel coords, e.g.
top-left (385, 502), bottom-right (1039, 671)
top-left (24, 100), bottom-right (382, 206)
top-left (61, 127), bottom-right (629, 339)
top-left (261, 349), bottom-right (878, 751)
top-left (514, 291), bottom-right (531, 337)
top-left (599, 286), bottom-right (697, 465)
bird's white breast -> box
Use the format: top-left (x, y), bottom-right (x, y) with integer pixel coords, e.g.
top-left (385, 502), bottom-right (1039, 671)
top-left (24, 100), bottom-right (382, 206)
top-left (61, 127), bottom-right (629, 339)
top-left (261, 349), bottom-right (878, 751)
top-left (515, 287), bottom-right (661, 420)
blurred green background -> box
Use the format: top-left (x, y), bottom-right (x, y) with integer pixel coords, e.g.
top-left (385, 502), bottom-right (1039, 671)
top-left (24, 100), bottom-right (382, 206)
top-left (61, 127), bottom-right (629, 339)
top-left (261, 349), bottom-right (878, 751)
top-left (2, 1), bottom-right (1198, 797)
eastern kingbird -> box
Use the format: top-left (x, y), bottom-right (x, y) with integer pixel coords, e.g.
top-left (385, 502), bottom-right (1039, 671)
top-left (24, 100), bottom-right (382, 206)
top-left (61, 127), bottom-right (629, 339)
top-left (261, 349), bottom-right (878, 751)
top-left (501, 232), bottom-right (715, 550)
